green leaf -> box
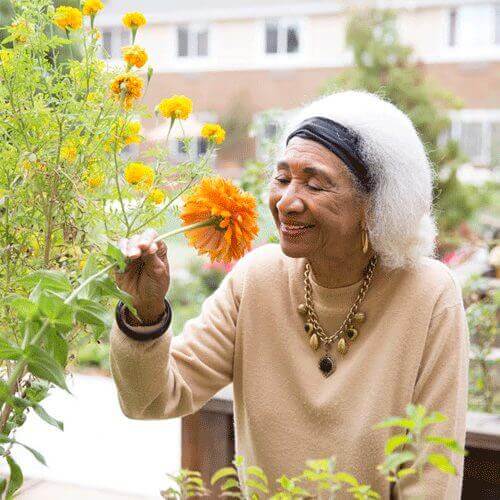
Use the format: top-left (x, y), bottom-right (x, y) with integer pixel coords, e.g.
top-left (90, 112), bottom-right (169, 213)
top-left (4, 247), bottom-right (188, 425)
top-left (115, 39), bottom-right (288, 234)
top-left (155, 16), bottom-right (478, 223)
top-left (106, 243), bottom-right (127, 272)
top-left (6, 455), bottom-right (23, 498)
top-left (426, 453), bottom-right (456, 475)
top-left (0, 434), bottom-right (47, 466)
top-left (277, 475), bottom-right (294, 491)
top-left (373, 417), bottom-right (415, 430)
top-left (33, 403), bottom-right (64, 431)
top-left (246, 478), bottom-right (269, 494)
top-left (46, 328), bottom-right (68, 367)
top-left (74, 298), bottom-right (111, 328)
top-left (425, 435), bottom-right (467, 455)
top-left (0, 337), bottom-right (22, 361)
top-left (233, 455), bottom-right (244, 467)
top-left (19, 270), bottom-right (72, 294)
top-left (24, 345), bottom-right (70, 392)
top-left (305, 458), bottom-right (331, 472)
top-left (210, 467), bottom-right (238, 486)
top-left (381, 451), bottom-right (415, 473)
top-left (7, 296), bottom-right (39, 321)
top-left (93, 275), bottom-right (137, 316)
top-left (332, 472), bottom-right (358, 486)
top-left (291, 486), bottom-right (311, 496)
top-left (396, 467), bottom-right (416, 479)
top-left (221, 478), bottom-right (240, 490)
top-left (385, 433), bottom-right (411, 455)
top-left (422, 411), bottom-right (448, 427)
top-left (246, 465), bottom-right (268, 485)
top-left (38, 291), bottom-right (73, 328)
top-left (0, 478), bottom-right (5, 495)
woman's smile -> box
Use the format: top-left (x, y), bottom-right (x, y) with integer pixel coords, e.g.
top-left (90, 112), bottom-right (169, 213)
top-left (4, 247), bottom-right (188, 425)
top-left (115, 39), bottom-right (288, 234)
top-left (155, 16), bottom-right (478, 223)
top-left (280, 222), bottom-right (315, 237)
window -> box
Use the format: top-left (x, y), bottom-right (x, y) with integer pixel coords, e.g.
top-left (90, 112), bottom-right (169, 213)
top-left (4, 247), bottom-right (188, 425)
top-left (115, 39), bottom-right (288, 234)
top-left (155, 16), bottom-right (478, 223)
top-left (100, 27), bottom-right (130, 58)
top-left (448, 4), bottom-right (499, 47)
top-left (265, 19), bottom-right (300, 54)
top-left (177, 25), bottom-right (209, 57)
top-left (450, 111), bottom-right (500, 166)
top-left (175, 137), bottom-right (208, 160)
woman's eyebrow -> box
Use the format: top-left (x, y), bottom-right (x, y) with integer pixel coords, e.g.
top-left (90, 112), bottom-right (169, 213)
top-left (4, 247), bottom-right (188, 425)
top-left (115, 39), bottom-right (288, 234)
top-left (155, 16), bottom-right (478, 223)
top-left (276, 162), bottom-right (334, 183)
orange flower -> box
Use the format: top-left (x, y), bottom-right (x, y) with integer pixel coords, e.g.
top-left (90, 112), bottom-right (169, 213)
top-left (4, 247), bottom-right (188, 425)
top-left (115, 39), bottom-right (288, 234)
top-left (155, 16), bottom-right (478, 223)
top-left (110, 74), bottom-right (143, 110)
top-left (122, 45), bottom-right (148, 68)
top-left (180, 177), bottom-right (258, 263)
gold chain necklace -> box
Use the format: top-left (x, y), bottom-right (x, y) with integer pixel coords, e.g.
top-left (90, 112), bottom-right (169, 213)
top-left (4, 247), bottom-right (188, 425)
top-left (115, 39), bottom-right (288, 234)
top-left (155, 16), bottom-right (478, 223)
top-left (297, 254), bottom-right (378, 378)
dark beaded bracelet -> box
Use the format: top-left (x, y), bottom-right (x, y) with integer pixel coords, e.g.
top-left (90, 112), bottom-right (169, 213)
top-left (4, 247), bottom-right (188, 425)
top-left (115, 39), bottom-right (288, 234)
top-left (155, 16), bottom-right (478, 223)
top-left (115, 298), bottom-right (172, 342)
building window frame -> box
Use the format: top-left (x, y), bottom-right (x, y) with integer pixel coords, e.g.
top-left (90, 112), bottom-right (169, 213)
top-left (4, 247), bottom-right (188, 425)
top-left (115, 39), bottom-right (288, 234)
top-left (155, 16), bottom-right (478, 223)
top-left (176, 23), bottom-right (210, 58)
top-left (449, 109), bottom-right (500, 167)
top-left (99, 26), bottom-right (130, 59)
top-left (446, 3), bottom-right (499, 48)
top-left (263, 17), bottom-right (302, 56)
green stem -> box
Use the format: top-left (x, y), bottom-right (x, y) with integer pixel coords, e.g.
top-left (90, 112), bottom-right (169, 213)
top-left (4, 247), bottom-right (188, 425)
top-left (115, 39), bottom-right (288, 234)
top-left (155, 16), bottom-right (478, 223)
top-left (153, 218), bottom-right (219, 243)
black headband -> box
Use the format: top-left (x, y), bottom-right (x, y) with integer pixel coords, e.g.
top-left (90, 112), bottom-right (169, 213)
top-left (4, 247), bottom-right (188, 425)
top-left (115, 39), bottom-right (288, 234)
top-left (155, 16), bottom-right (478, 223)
top-left (286, 116), bottom-right (373, 192)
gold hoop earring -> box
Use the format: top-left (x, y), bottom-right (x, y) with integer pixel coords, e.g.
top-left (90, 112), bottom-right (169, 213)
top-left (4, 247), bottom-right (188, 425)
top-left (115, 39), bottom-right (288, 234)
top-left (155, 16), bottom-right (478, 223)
top-left (361, 225), bottom-right (369, 254)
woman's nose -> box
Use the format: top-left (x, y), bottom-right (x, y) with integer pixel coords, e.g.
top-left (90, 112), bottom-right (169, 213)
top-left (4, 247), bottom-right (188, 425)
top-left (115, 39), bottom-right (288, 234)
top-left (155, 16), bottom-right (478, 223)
top-left (276, 185), bottom-right (305, 215)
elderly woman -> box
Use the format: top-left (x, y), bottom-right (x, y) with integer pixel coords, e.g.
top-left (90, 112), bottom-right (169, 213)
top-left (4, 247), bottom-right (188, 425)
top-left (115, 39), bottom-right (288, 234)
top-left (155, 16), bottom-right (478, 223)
top-left (109, 91), bottom-right (469, 499)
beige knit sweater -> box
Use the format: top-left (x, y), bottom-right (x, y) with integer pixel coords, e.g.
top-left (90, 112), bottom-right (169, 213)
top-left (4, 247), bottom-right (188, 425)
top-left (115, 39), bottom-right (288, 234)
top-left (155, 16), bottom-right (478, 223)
top-left (109, 244), bottom-right (469, 499)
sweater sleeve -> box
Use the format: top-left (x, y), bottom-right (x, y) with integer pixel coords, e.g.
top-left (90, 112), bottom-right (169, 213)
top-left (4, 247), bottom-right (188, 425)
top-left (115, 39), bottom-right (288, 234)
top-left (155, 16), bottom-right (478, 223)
top-left (109, 259), bottom-right (245, 420)
top-left (397, 303), bottom-right (470, 500)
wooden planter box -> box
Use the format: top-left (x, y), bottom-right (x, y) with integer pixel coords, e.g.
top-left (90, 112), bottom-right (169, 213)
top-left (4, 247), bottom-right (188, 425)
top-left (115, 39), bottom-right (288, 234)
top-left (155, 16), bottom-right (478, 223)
top-left (182, 385), bottom-right (500, 499)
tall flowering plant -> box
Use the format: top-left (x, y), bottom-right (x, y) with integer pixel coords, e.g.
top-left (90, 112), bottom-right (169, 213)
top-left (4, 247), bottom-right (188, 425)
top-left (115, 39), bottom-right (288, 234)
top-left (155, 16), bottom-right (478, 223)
top-left (0, 0), bottom-right (258, 495)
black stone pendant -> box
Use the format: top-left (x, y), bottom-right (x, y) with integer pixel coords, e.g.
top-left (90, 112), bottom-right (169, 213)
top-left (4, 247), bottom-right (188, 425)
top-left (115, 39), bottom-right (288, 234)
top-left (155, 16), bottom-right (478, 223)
top-left (318, 353), bottom-right (335, 378)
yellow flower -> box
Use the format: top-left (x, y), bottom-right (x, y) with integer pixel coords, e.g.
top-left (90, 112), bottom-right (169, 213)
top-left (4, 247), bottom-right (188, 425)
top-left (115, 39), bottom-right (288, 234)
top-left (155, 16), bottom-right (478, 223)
top-left (157, 95), bottom-right (193, 120)
top-left (86, 91), bottom-right (99, 102)
top-left (61, 143), bottom-right (78, 164)
top-left (0, 49), bottom-right (12, 66)
top-left (201, 123), bottom-right (226, 145)
top-left (122, 45), bottom-right (148, 69)
top-left (124, 162), bottom-right (154, 189)
top-left (87, 172), bottom-right (104, 188)
top-left (10, 20), bottom-right (31, 43)
top-left (110, 74), bottom-right (143, 110)
top-left (148, 188), bottom-right (166, 205)
top-left (82, 0), bottom-right (103, 16)
top-left (180, 177), bottom-right (259, 263)
top-left (124, 120), bottom-right (142, 145)
top-left (122, 12), bottom-right (146, 29)
top-left (79, 256), bottom-right (87, 270)
top-left (53, 6), bottom-right (83, 31)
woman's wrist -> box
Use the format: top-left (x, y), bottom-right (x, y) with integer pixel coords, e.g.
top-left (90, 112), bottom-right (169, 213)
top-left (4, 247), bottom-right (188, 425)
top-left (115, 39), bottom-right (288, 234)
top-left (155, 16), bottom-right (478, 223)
top-left (131, 299), bottom-right (167, 325)
top-left (116, 298), bottom-right (172, 341)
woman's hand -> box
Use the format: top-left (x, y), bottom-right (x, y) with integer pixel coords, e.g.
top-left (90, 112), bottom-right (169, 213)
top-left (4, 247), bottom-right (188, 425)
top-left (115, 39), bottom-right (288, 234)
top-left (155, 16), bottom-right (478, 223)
top-left (115, 228), bottom-right (170, 323)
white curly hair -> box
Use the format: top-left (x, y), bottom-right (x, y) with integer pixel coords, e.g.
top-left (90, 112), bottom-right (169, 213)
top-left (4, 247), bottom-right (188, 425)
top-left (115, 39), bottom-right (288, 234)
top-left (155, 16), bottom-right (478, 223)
top-left (279, 90), bottom-right (438, 271)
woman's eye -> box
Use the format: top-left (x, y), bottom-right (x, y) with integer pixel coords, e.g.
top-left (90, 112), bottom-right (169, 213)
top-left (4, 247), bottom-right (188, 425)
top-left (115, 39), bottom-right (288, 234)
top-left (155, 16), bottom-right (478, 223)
top-left (308, 185), bottom-right (323, 192)
top-left (275, 177), bottom-right (289, 184)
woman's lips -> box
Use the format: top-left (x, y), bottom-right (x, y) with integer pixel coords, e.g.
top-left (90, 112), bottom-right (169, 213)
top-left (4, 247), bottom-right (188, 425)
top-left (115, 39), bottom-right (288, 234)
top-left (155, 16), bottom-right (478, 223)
top-left (280, 222), bottom-right (314, 237)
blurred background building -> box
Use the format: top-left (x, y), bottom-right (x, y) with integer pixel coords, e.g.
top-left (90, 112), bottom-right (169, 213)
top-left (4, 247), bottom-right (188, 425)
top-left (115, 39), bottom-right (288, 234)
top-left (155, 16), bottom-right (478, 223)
top-left (96, 0), bottom-right (500, 174)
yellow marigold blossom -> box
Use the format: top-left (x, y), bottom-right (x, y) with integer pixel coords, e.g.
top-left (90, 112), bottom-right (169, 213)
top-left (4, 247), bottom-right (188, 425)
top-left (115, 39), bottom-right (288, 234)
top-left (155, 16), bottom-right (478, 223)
top-left (148, 188), bottom-right (166, 205)
top-left (201, 123), bottom-right (226, 145)
top-left (61, 143), bottom-right (78, 164)
top-left (110, 74), bottom-right (143, 110)
top-left (124, 162), bottom-right (154, 188)
top-left (180, 176), bottom-right (259, 263)
top-left (122, 12), bottom-right (146, 29)
top-left (122, 45), bottom-right (148, 68)
top-left (10, 20), bottom-right (31, 43)
top-left (0, 49), bottom-right (12, 66)
top-left (87, 172), bottom-right (104, 188)
top-left (53, 6), bottom-right (83, 31)
top-left (124, 120), bottom-right (142, 145)
top-left (86, 91), bottom-right (99, 102)
top-left (82, 0), bottom-right (103, 16)
top-left (157, 95), bottom-right (193, 121)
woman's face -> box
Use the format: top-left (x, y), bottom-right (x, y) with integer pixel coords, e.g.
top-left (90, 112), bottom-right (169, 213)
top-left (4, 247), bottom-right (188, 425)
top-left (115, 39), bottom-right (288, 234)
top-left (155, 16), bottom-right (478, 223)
top-left (268, 137), bottom-right (367, 262)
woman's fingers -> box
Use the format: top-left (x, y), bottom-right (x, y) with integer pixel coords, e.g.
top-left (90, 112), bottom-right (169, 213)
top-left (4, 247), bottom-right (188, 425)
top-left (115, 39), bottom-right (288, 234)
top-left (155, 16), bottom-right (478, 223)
top-left (119, 229), bottom-right (160, 259)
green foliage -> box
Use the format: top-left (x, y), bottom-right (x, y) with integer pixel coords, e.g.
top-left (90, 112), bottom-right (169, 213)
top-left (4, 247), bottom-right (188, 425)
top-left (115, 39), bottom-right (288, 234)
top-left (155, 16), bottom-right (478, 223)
top-left (160, 406), bottom-right (464, 499)
top-left (0, 0), bottom-right (222, 491)
top-left (464, 274), bottom-right (499, 413)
